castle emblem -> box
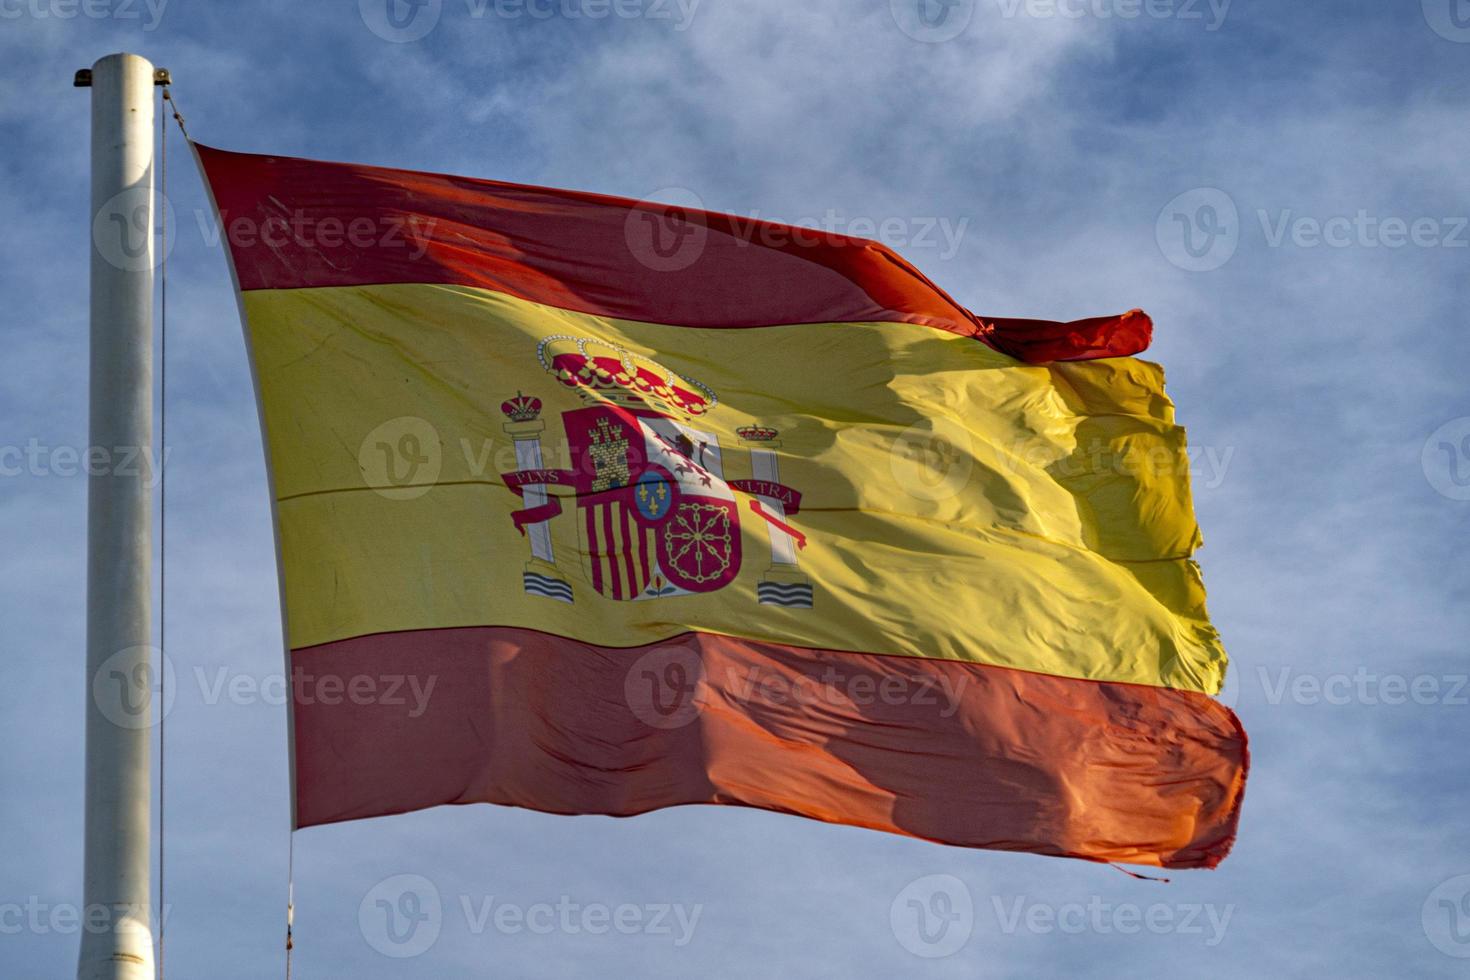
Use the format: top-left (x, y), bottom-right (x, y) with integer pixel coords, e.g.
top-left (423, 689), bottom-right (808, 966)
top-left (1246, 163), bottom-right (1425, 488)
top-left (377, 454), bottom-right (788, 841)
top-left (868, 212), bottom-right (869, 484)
top-left (500, 336), bottom-right (812, 608)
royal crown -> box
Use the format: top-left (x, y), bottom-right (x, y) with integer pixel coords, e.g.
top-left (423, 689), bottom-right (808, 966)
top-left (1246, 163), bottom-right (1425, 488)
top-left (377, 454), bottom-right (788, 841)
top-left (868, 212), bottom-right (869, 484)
top-left (500, 391), bottom-right (543, 422)
top-left (736, 425), bottom-right (779, 442)
top-left (536, 335), bottom-right (716, 418)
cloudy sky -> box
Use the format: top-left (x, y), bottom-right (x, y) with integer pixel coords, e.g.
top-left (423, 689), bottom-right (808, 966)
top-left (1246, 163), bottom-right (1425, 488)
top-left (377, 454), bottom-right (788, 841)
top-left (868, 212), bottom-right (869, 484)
top-left (3, 0), bottom-right (1469, 976)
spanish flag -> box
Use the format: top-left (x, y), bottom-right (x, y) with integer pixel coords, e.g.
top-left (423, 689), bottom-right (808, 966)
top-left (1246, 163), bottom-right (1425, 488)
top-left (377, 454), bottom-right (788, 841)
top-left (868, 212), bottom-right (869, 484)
top-left (197, 144), bottom-right (1246, 869)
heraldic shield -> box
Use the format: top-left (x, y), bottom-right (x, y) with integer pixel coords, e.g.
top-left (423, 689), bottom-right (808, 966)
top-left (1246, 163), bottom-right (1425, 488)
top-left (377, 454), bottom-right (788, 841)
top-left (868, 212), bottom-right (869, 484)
top-left (568, 403), bottom-right (740, 600)
top-left (500, 335), bottom-right (811, 607)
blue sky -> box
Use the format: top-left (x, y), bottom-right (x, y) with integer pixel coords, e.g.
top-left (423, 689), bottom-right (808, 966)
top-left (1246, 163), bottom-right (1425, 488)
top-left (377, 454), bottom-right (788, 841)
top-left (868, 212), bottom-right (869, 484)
top-left (3, 1), bottom-right (1469, 976)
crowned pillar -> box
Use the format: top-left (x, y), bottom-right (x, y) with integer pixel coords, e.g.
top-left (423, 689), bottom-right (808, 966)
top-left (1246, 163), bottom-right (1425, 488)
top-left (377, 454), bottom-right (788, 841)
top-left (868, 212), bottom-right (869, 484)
top-left (502, 392), bottom-right (573, 603)
top-left (738, 425), bottom-right (813, 608)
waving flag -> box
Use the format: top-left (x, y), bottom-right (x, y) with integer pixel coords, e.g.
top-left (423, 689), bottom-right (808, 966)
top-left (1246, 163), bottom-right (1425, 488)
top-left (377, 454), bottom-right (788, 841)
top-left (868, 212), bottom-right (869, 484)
top-left (198, 144), bottom-right (1246, 869)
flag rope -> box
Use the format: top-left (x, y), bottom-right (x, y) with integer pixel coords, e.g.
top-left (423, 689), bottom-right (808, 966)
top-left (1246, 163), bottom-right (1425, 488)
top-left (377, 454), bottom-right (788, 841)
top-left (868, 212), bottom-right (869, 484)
top-left (162, 85), bottom-right (190, 140)
top-left (1109, 863), bottom-right (1171, 883)
top-left (160, 86), bottom-right (297, 978)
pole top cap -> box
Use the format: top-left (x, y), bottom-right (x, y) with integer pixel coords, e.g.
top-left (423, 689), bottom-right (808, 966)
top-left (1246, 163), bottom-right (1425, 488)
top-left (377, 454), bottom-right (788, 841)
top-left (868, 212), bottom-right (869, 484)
top-left (72, 67), bottom-right (171, 87)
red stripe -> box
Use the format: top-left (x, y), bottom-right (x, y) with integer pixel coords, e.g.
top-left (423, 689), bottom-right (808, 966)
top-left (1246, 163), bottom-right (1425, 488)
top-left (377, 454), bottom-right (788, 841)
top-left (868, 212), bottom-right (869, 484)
top-left (584, 505), bottom-right (602, 596)
top-left (195, 143), bottom-right (1150, 363)
top-left (603, 504), bottom-right (622, 600)
top-left (620, 506), bottom-right (639, 598)
top-left (638, 521), bottom-right (652, 588)
top-left (289, 626), bottom-right (1247, 869)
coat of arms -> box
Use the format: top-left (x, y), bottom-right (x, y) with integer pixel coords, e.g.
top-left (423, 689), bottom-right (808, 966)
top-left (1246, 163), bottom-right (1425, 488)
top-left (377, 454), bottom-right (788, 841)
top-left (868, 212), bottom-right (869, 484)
top-left (500, 336), bottom-right (811, 608)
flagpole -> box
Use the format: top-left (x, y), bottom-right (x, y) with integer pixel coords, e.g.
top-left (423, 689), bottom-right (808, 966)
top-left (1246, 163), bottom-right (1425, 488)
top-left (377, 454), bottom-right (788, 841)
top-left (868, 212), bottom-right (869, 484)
top-left (75, 51), bottom-right (161, 980)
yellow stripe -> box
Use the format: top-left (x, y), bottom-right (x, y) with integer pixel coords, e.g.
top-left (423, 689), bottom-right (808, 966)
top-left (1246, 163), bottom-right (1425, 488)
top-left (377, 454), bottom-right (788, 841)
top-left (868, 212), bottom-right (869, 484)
top-left (243, 282), bottom-right (1225, 694)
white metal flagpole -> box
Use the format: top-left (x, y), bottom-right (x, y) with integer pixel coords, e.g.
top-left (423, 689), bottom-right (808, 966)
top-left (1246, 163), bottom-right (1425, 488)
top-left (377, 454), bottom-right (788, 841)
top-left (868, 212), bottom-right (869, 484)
top-left (75, 51), bottom-right (162, 980)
